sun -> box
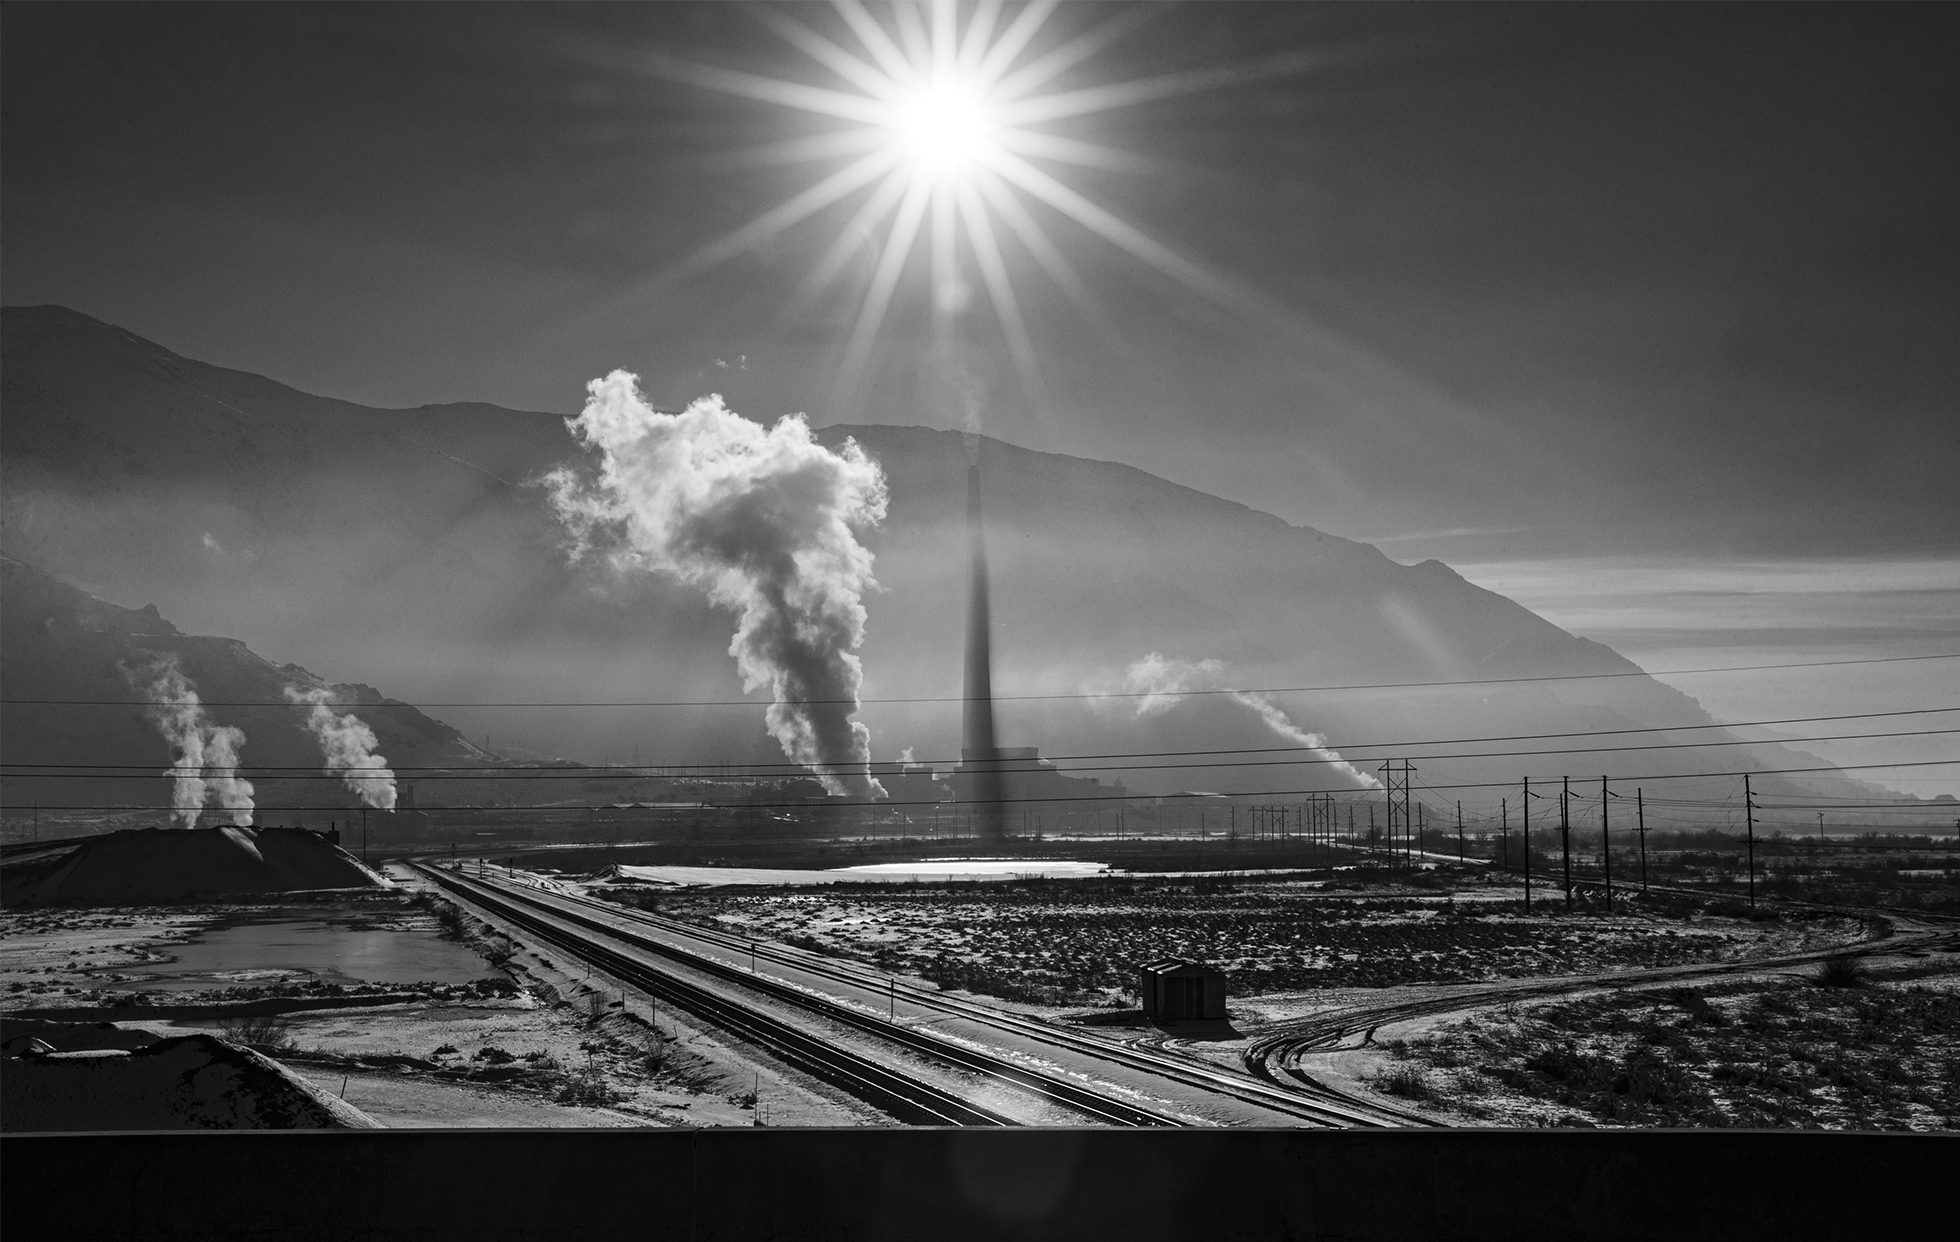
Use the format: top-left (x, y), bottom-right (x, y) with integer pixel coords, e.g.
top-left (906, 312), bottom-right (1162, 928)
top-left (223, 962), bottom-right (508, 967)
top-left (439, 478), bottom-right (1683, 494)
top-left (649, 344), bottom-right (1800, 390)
top-left (891, 77), bottom-right (993, 179)
top-left (629, 1), bottom-right (1325, 413)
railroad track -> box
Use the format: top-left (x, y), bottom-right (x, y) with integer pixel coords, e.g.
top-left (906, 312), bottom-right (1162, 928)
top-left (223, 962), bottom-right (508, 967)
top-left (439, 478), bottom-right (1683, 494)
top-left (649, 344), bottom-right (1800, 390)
top-left (416, 863), bottom-right (1178, 1126)
top-left (426, 863), bottom-right (1403, 1128)
top-left (1243, 919), bottom-right (1960, 1102)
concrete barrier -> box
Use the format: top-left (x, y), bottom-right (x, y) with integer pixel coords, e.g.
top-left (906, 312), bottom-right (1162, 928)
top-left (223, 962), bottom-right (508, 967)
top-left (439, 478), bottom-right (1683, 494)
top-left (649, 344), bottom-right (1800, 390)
top-left (2, 1128), bottom-right (1948, 1241)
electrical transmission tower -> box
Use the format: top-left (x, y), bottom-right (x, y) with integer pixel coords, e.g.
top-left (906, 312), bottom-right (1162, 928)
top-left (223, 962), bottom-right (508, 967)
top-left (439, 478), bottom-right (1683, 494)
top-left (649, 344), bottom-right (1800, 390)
top-left (1380, 761), bottom-right (1413, 866)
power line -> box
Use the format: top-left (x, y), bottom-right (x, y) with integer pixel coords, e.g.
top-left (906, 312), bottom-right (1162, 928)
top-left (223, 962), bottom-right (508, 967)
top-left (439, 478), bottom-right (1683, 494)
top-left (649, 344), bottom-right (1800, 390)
top-left (10, 725), bottom-right (1958, 780)
top-left (7, 704), bottom-right (1957, 779)
top-left (3, 758), bottom-right (1955, 814)
top-left (8, 651), bottom-right (1956, 709)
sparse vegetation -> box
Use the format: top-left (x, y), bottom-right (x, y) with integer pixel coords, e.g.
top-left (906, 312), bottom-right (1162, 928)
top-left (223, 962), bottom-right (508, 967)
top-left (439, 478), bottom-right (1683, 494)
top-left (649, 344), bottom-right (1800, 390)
top-left (1387, 979), bottom-right (1960, 1130)
top-left (1816, 955), bottom-right (1867, 988)
top-left (1369, 1064), bottom-right (1433, 1101)
top-left (641, 884), bottom-right (1865, 1006)
top-left (217, 1013), bottom-right (296, 1049)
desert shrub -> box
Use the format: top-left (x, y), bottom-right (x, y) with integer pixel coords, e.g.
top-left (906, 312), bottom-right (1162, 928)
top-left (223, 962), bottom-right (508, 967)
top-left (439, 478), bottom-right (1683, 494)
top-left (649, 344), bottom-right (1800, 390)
top-left (1371, 1064), bottom-right (1433, 1100)
top-left (1815, 956), bottom-right (1866, 988)
top-left (473, 1046), bottom-right (516, 1065)
top-left (556, 1066), bottom-right (624, 1107)
top-left (217, 1013), bottom-right (295, 1049)
top-left (433, 1043), bottom-right (460, 1057)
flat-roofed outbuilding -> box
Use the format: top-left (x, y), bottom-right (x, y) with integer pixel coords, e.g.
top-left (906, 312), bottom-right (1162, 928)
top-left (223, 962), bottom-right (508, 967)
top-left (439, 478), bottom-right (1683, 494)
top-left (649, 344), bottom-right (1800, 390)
top-left (1137, 958), bottom-right (1227, 1022)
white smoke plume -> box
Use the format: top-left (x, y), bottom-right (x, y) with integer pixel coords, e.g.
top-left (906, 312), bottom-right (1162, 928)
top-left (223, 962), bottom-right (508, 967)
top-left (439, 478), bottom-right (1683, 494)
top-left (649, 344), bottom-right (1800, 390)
top-left (1227, 691), bottom-right (1383, 791)
top-left (1121, 652), bottom-right (1226, 717)
top-left (545, 373), bottom-right (889, 799)
top-left (128, 656), bottom-right (256, 827)
top-left (284, 686), bottom-right (398, 810)
top-left (200, 722), bottom-right (257, 826)
top-left (1116, 653), bottom-right (1382, 790)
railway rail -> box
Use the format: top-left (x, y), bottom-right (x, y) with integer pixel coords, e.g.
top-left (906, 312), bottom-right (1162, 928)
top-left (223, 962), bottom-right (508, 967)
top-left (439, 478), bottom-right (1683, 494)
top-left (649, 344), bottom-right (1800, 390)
top-left (417, 863), bottom-right (1185, 1126)
top-left (1244, 915), bottom-right (1960, 1100)
top-left (430, 862), bottom-right (1406, 1128)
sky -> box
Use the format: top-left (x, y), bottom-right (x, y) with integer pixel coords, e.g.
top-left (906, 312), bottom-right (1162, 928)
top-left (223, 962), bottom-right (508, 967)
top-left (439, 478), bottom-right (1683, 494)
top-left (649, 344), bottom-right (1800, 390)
top-left (5, 2), bottom-right (1957, 789)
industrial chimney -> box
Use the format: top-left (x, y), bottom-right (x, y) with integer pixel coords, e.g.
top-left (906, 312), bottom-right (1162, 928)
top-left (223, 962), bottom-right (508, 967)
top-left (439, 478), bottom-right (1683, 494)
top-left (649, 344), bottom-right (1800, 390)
top-left (960, 449), bottom-right (1006, 837)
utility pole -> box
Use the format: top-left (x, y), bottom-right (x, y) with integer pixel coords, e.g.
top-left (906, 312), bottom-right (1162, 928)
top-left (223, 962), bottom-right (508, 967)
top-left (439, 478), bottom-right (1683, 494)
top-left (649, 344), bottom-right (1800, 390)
top-left (1600, 775), bottom-right (1612, 912)
top-left (361, 807), bottom-right (368, 868)
top-left (1744, 773), bottom-right (1758, 907)
top-left (1560, 776), bottom-right (1572, 912)
top-left (1501, 798), bottom-right (1509, 869)
top-left (1521, 778), bottom-right (1532, 914)
top-left (1456, 801), bottom-right (1464, 862)
top-left (1637, 788), bottom-right (1648, 893)
top-left (1404, 764), bottom-right (1415, 868)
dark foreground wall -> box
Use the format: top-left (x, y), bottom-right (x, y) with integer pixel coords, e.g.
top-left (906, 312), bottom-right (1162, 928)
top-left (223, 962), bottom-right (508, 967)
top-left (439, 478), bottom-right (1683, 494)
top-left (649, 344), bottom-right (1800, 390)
top-left (3, 1128), bottom-right (1948, 1242)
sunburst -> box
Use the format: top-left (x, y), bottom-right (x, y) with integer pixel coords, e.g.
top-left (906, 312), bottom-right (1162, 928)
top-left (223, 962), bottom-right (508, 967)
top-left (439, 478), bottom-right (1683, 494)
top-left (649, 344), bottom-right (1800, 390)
top-left (633, 0), bottom-right (1326, 417)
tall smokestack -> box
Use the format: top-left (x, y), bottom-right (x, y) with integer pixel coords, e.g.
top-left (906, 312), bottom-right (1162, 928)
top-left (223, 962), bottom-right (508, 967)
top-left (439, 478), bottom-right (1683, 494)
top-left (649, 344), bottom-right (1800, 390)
top-left (961, 451), bottom-right (1005, 837)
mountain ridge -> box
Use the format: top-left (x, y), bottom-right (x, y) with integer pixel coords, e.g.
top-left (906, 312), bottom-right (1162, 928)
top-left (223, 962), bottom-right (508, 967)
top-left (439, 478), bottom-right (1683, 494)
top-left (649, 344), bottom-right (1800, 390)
top-left (0, 304), bottom-right (1913, 815)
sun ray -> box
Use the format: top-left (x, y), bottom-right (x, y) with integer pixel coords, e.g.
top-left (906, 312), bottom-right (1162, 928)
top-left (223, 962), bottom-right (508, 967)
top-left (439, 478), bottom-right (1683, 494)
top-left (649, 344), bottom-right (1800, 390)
top-left (987, 5), bottom-right (1157, 104)
top-left (641, 51), bottom-right (887, 125)
top-left (956, 177), bottom-right (1048, 412)
top-left (615, 2), bottom-right (1352, 419)
top-left (994, 128), bottom-right (1154, 174)
top-left (747, 6), bottom-right (906, 104)
top-left (974, 169), bottom-right (1120, 343)
top-left (891, 2), bottom-right (932, 69)
top-left (930, 180), bottom-right (958, 357)
top-left (956, 0), bottom-right (1004, 76)
top-left (691, 128), bottom-right (888, 174)
top-left (792, 168), bottom-right (914, 312)
top-left (830, 0), bottom-right (920, 88)
top-left (673, 149), bottom-right (901, 284)
top-left (931, 0), bottom-right (958, 83)
top-left (999, 49), bottom-right (1329, 126)
top-left (985, 147), bottom-right (1272, 323)
top-left (971, 0), bottom-right (1058, 95)
top-left (834, 170), bottom-right (934, 405)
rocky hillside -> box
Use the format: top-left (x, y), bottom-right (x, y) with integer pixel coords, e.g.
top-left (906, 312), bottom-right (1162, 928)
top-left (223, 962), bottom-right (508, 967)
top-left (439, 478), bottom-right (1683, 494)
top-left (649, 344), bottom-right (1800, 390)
top-left (1, 556), bottom-right (490, 815)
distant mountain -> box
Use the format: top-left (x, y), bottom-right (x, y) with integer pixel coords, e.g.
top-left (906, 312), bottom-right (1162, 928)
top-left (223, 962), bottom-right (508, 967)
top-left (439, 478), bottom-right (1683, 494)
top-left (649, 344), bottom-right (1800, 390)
top-left (0, 305), bottom-right (1912, 818)
top-left (0, 556), bottom-right (489, 816)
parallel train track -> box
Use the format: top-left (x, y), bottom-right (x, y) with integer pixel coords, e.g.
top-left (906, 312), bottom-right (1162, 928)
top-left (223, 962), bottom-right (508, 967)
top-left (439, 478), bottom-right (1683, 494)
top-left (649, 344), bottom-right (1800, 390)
top-left (416, 863), bottom-right (1182, 1126)
top-left (425, 863), bottom-right (1406, 1128)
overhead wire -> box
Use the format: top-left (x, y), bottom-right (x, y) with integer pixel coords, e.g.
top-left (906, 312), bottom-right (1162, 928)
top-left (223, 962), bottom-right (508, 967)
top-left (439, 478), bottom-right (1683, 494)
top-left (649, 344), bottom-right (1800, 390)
top-left (6, 650), bottom-right (1955, 709)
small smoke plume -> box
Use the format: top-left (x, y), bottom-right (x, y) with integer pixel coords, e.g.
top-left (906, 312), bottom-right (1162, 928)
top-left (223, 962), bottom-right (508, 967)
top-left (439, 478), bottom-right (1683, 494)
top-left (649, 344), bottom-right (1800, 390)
top-left (1227, 692), bottom-right (1383, 791)
top-left (1122, 653), bottom-right (1227, 717)
top-left (128, 656), bottom-right (256, 827)
top-left (545, 373), bottom-right (889, 799)
top-left (285, 686), bottom-right (398, 810)
top-left (200, 722), bottom-right (257, 825)
top-left (1115, 653), bottom-right (1382, 790)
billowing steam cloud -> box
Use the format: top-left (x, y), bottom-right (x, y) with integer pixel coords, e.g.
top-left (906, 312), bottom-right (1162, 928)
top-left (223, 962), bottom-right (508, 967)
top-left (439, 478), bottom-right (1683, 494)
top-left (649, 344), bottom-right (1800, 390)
top-left (128, 656), bottom-right (256, 827)
top-left (1118, 653), bottom-right (1383, 790)
top-left (545, 373), bottom-right (889, 799)
top-left (285, 686), bottom-right (398, 810)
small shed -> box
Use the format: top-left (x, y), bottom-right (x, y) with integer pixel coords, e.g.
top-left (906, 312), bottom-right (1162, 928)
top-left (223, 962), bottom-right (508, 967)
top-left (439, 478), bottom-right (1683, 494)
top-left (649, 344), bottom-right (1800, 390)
top-left (1137, 958), bottom-right (1228, 1022)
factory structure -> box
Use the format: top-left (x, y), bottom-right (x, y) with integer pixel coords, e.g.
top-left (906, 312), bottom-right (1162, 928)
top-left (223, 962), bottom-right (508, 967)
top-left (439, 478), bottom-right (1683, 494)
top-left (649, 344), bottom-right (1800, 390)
top-left (953, 446), bottom-right (1127, 835)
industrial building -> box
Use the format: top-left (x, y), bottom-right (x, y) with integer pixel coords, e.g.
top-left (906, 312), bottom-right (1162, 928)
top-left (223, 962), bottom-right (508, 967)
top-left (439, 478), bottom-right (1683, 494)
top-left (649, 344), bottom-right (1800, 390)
top-left (1137, 958), bottom-right (1228, 1022)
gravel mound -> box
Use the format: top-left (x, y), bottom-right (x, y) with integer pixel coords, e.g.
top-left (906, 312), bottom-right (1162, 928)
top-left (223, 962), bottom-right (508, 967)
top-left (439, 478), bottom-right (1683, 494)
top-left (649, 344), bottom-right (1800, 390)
top-left (2, 1032), bottom-right (381, 1130)
top-left (1, 825), bottom-right (389, 905)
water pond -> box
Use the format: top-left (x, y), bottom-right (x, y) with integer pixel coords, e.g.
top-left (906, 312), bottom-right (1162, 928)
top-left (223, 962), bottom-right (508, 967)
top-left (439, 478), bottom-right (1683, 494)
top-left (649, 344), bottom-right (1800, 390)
top-left (615, 858), bottom-right (1110, 887)
top-left (115, 913), bottom-right (494, 992)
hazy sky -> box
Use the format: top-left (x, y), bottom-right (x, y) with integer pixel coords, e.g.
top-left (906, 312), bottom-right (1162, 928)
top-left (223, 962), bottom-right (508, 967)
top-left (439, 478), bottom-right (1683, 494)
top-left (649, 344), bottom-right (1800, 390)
top-left (5, 3), bottom-right (1957, 791)
top-left (7, 2), bottom-right (1955, 562)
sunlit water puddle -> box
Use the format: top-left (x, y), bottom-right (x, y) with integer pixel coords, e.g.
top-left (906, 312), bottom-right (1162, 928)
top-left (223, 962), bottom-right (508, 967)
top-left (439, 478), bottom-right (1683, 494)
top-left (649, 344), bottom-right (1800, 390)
top-left (615, 859), bottom-right (1111, 887)
top-left (111, 915), bottom-right (492, 992)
